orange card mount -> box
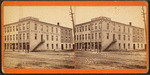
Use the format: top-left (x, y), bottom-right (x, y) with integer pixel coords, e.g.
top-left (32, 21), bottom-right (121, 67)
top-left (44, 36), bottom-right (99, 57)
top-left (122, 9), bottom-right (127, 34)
top-left (1, 1), bottom-right (149, 74)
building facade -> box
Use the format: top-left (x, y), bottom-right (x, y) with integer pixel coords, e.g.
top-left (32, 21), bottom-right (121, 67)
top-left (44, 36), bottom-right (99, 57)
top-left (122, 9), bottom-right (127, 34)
top-left (75, 16), bottom-right (146, 52)
top-left (4, 16), bottom-right (73, 52)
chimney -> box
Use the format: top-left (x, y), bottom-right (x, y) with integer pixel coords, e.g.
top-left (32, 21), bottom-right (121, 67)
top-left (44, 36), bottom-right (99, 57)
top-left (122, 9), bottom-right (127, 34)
top-left (129, 22), bottom-right (132, 26)
top-left (57, 22), bottom-right (59, 26)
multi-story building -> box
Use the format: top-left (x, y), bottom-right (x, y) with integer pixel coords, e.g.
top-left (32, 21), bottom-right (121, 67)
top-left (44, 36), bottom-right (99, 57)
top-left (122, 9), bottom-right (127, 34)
top-left (75, 16), bottom-right (146, 52)
top-left (4, 16), bottom-right (73, 52)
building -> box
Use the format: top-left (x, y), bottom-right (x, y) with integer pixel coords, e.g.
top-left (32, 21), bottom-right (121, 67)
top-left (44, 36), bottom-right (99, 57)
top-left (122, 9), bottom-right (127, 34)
top-left (4, 16), bottom-right (73, 52)
top-left (75, 16), bottom-right (146, 52)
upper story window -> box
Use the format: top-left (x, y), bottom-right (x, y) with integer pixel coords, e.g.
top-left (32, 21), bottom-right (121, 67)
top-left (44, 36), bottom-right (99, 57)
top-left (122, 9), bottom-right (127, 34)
top-left (119, 34), bottom-right (121, 40)
top-left (41, 25), bottom-right (43, 31)
top-left (80, 35), bottom-right (81, 40)
top-left (82, 26), bottom-right (84, 31)
top-left (99, 24), bottom-right (101, 29)
top-left (66, 30), bottom-right (67, 35)
top-left (16, 34), bottom-right (18, 40)
top-left (77, 27), bottom-right (79, 32)
top-left (124, 26), bottom-right (125, 32)
top-left (23, 24), bottom-right (25, 30)
top-left (124, 35), bottom-right (126, 40)
top-left (99, 33), bottom-right (101, 39)
top-left (10, 35), bottom-right (12, 40)
top-left (56, 28), bottom-right (58, 33)
top-left (91, 24), bottom-right (94, 30)
top-left (128, 35), bottom-right (130, 41)
top-left (107, 23), bottom-right (109, 29)
top-left (4, 27), bottom-right (6, 33)
top-left (19, 25), bottom-right (21, 30)
top-left (82, 34), bottom-right (84, 40)
top-left (128, 27), bottom-right (130, 33)
top-left (26, 22), bottom-right (30, 29)
top-left (95, 23), bottom-right (97, 29)
top-left (52, 35), bottom-right (53, 41)
top-left (88, 34), bottom-right (90, 39)
top-left (35, 24), bottom-right (37, 30)
top-left (51, 27), bottom-right (53, 32)
top-left (56, 36), bottom-right (58, 41)
top-left (7, 35), bottom-right (9, 41)
top-left (16, 25), bottom-right (18, 31)
top-left (5, 36), bottom-right (6, 41)
top-left (47, 35), bottom-right (48, 40)
top-left (10, 27), bottom-right (12, 32)
top-left (27, 33), bottom-right (29, 39)
top-left (113, 24), bottom-right (115, 30)
top-left (95, 33), bottom-right (97, 39)
top-left (13, 26), bottom-right (15, 31)
top-left (88, 25), bottom-right (90, 30)
top-left (85, 34), bottom-right (87, 40)
top-left (85, 26), bottom-right (87, 31)
top-left (118, 25), bottom-right (120, 31)
top-left (77, 35), bottom-right (78, 40)
top-left (107, 33), bottom-right (109, 39)
top-left (7, 27), bottom-right (9, 32)
top-left (20, 34), bottom-right (22, 40)
top-left (23, 33), bottom-right (25, 39)
top-left (46, 26), bottom-right (48, 32)
top-left (80, 27), bottom-right (81, 32)
top-left (92, 33), bottom-right (94, 39)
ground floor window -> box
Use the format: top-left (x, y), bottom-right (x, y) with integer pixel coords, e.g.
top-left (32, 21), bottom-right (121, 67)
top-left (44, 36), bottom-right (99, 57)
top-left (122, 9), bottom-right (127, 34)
top-left (66, 44), bottom-right (67, 49)
top-left (16, 43), bottom-right (18, 49)
top-left (52, 44), bottom-right (53, 49)
top-left (56, 44), bottom-right (58, 49)
top-left (92, 43), bottom-right (94, 49)
top-left (128, 43), bottom-right (130, 49)
top-left (19, 43), bottom-right (22, 49)
top-left (23, 43), bottom-right (26, 49)
top-left (88, 43), bottom-right (90, 49)
top-left (82, 43), bottom-right (84, 49)
top-left (95, 42), bottom-right (97, 49)
top-left (69, 44), bottom-right (71, 48)
top-left (47, 44), bottom-right (49, 49)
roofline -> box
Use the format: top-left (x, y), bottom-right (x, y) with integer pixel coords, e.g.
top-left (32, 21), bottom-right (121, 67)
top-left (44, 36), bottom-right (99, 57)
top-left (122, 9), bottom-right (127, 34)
top-left (75, 21), bottom-right (91, 26)
top-left (4, 19), bottom-right (72, 29)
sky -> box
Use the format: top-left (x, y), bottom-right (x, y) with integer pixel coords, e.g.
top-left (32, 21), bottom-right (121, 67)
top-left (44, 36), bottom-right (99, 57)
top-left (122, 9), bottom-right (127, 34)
top-left (4, 6), bottom-right (146, 29)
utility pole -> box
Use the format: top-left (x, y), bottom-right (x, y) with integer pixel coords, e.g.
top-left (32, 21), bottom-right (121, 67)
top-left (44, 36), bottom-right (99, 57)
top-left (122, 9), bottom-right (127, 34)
top-left (69, 6), bottom-right (76, 68)
top-left (141, 6), bottom-right (147, 45)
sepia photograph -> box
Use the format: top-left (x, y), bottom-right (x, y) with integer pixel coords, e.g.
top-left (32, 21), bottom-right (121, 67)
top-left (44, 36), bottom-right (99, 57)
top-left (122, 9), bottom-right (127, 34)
top-left (1, 1), bottom-right (148, 74)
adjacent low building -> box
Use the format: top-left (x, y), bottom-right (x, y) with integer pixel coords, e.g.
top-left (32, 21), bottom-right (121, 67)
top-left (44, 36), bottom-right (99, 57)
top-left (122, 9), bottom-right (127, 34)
top-left (4, 16), bottom-right (73, 52)
top-left (75, 16), bottom-right (146, 52)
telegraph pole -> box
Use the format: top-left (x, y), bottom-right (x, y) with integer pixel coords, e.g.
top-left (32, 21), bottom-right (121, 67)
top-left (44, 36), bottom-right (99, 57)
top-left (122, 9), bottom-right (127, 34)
top-left (70, 6), bottom-right (76, 68)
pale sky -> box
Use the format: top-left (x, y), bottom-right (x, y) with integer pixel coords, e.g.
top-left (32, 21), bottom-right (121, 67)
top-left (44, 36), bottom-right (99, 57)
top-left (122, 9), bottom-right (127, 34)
top-left (4, 6), bottom-right (146, 29)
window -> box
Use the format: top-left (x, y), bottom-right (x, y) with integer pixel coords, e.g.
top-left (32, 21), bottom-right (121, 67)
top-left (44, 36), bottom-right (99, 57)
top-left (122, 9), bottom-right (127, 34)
top-left (20, 34), bottom-right (22, 40)
top-left (23, 33), bottom-right (25, 39)
top-left (128, 28), bottom-right (130, 33)
top-left (35, 24), bottom-right (37, 30)
top-left (92, 33), bottom-right (94, 39)
top-left (23, 24), bottom-right (25, 30)
top-left (99, 33), bottom-right (101, 39)
top-left (19, 25), bottom-right (21, 30)
top-left (52, 44), bottom-right (53, 49)
top-left (16, 25), bottom-right (18, 31)
top-left (118, 26), bottom-right (120, 31)
top-left (7, 27), bottom-right (9, 32)
top-left (56, 44), bottom-right (58, 49)
top-left (66, 30), bottom-right (67, 35)
top-left (66, 44), bottom-right (67, 48)
top-left (47, 44), bottom-right (49, 49)
top-left (88, 34), bottom-right (90, 39)
top-left (128, 35), bottom-right (130, 41)
top-left (141, 44), bottom-right (143, 48)
top-left (77, 27), bottom-right (79, 32)
top-left (27, 33), bottom-right (29, 39)
top-left (80, 27), bottom-right (81, 32)
top-left (10, 35), bottom-right (12, 40)
top-left (124, 43), bottom-right (125, 48)
top-left (10, 27), bottom-right (12, 32)
top-left (77, 35), bottom-right (78, 40)
top-left (51, 27), bottom-right (53, 32)
top-left (138, 44), bottom-right (139, 48)
top-left (47, 35), bottom-right (49, 40)
top-left (95, 23), bottom-right (97, 29)
top-left (75, 28), bottom-right (76, 33)
top-left (113, 24), bottom-right (115, 30)
top-left (13, 26), bottom-right (15, 31)
top-left (69, 44), bottom-right (71, 48)
top-left (82, 34), bottom-right (84, 40)
top-left (52, 35), bottom-right (53, 41)
top-left (88, 25), bottom-right (90, 30)
top-left (85, 26), bottom-right (87, 31)
top-left (107, 23), bottom-right (109, 29)
top-left (107, 33), bottom-right (109, 39)
top-left (80, 35), bottom-right (81, 40)
top-left (91, 24), bottom-right (94, 30)
top-left (41, 25), bottom-right (43, 31)
top-left (47, 26), bottom-right (48, 32)
top-left (128, 43), bottom-right (130, 49)
top-left (85, 34), bottom-right (87, 40)
top-left (124, 35), bottom-right (125, 40)
top-left (56, 36), bottom-right (58, 41)
top-left (95, 33), bottom-right (97, 39)
top-left (99, 24), bottom-right (101, 29)
top-left (82, 26), bottom-right (84, 31)
top-left (35, 34), bottom-right (37, 40)
top-left (4, 27), bottom-right (6, 33)
top-left (26, 23), bottom-right (29, 29)
top-left (7, 35), bottom-right (9, 41)
top-left (124, 26), bottom-right (125, 32)
top-left (56, 28), bottom-right (58, 33)
top-left (5, 36), bottom-right (6, 41)
top-left (119, 34), bottom-right (121, 40)
top-left (119, 43), bottom-right (121, 49)
top-left (13, 35), bottom-right (15, 40)
top-left (16, 34), bottom-right (18, 40)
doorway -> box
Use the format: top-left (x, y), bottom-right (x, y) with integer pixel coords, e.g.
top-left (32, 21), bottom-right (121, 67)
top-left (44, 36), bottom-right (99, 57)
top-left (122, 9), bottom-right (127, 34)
top-left (41, 34), bottom-right (43, 41)
top-left (61, 44), bottom-right (63, 50)
top-left (133, 44), bottom-right (135, 49)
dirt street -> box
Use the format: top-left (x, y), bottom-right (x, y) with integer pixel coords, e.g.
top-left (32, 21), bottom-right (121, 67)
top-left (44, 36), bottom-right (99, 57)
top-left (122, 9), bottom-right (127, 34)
top-left (75, 50), bottom-right (147, 69)
top-left (4, 50), bottom-right (75, 69)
